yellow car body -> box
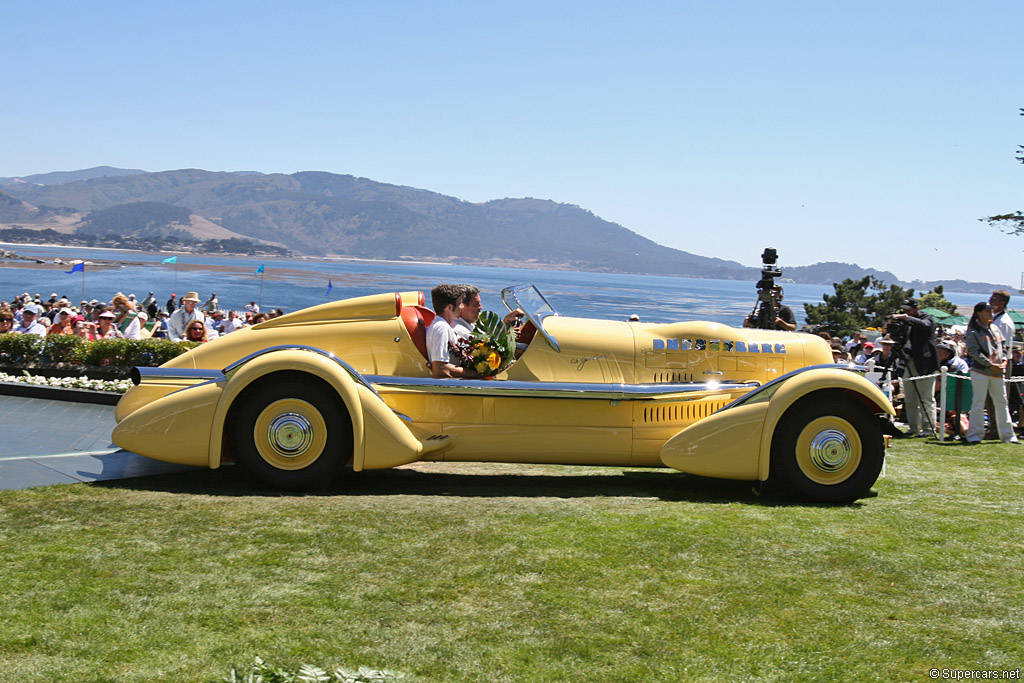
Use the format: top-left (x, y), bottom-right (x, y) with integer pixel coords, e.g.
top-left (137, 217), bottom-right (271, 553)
top-left (113, 285), bottom-right (894, 503)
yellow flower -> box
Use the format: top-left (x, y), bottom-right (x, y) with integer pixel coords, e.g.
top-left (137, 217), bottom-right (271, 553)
top-left (486, 351), bottom-right (501, 370)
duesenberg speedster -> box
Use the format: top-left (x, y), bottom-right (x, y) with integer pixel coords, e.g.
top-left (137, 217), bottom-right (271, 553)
top-left (113, 284), bottom-right (894, 503)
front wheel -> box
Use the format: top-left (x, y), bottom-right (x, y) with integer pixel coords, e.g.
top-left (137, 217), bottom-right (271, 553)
top-left (769, 395), bottom-right (884, 504)
top-left (231, 378), bottom-right (351, 490)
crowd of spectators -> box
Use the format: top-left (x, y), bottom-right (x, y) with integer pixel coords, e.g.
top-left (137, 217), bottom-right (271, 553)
top-left (0, 289), bottom-right (285, 343)
top-left (823, 291), bottom-right (1024, 442)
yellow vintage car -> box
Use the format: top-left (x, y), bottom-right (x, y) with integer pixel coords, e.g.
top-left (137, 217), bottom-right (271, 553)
top-left (113, 284), bottom-right (894, 503)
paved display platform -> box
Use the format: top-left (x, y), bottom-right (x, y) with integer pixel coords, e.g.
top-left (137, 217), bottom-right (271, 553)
top-left (0, 395), bottom-right (193, 491)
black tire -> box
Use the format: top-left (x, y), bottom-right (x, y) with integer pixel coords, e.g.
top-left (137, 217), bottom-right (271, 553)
top-left (769, 394), bottom-right (884, 504)
top-left (231, 377), bottom-right (352, 490)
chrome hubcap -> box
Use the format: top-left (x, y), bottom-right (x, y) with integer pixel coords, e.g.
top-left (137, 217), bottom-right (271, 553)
top-left (808, 429), bottom-right (852, 472)
top-left (266, 413), bottom-right (313, 457)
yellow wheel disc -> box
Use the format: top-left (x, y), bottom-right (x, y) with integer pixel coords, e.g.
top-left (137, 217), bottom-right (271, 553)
top-left (794, 415), bottom-right (862, 485)
top-left (252, 398), bottom-right (328, 471)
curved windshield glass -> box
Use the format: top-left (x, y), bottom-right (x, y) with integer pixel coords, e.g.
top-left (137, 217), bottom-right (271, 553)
top-left (501, 283), bottom-right (561, 352)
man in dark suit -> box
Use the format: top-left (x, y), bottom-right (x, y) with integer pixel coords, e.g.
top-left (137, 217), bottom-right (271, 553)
top-left (893, 298), bottom-right (939, 437)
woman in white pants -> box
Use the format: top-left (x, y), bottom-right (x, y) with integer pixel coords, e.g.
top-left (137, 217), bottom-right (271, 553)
top-left (965, 301), bottom-right (1019, 444)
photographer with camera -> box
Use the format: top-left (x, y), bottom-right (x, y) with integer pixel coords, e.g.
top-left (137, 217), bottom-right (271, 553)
top-left (890, 298), bottom-right (939, 438)
top-left (744, 286), bottom-right (796, 331)
top-left (743, 248), bottom-right (796, 331)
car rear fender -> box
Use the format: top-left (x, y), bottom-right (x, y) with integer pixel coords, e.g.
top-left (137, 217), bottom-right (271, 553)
top-left (210, 347), bottom-right (437, 471)
top-left (211, 350), bottom-right (365, 470)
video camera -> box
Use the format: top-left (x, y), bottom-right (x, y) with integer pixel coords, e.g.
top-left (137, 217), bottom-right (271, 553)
top-left (748, 247), bottom-right (782, 330)
top-left (884, 314), bottom-right (910, 347)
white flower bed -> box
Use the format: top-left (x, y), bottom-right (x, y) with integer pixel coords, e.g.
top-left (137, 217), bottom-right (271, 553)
top-left (0, 372), bottom-right (132, 394)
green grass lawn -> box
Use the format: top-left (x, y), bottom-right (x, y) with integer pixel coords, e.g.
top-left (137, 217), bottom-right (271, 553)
top-left (1, 440), bottom-right (1022, 682)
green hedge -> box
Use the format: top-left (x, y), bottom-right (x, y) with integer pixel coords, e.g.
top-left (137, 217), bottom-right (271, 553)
top-left (0, 334), bottom-right (196, 368)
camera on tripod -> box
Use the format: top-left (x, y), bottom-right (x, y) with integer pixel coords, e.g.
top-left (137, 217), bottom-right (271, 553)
top-left (748, 247), bottom-right (782, 330)
top-left (884, 314), bottom-right (910, 347)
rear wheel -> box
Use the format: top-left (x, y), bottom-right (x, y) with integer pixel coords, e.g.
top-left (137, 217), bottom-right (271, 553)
top-left (770, 395), bottom-right (884, 504)
top-left (232, 378), bottom-right (351, 490)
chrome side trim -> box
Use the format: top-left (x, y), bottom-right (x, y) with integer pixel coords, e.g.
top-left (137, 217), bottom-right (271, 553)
top-left (132, 366), bottom-right (224, 385)
top-left (365, 375), bottom-right (760, 400)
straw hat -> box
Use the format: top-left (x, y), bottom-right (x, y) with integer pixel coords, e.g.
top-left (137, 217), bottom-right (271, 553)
top-left (182, 292), bottom-right (201, 302)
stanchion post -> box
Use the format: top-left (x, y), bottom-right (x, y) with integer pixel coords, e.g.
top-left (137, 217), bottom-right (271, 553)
top-left (938, 366), bottom-right (948, 441)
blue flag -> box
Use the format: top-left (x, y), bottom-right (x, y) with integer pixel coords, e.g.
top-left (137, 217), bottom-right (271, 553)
top-left (326, 279), bottom-right (333, 297)
top-left (65, 262), bottom-right (84, 274)
top-left (161, 256), bottom-right (177, 264)
top-left (255, 264), bottom-right (264, 275)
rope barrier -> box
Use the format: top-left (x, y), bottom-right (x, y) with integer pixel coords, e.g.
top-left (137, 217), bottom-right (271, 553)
top-left (863, 362), bottom-right (1023, 441)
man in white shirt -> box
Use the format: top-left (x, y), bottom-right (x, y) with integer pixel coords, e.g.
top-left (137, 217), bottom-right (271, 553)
top-left (426, 284), bottom-right (477, 378)
top-left (453, 284), bottom-right (524, 339)
top-left (990, 290), bottom-right (1015, 379)
top-left (168, 292), bottom-right (206, 341)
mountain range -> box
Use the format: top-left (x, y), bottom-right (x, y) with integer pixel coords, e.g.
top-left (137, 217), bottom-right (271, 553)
top-left (0, 166), bottom-right (1011, 294)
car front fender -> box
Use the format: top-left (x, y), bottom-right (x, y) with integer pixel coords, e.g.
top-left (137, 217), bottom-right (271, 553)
top-left (660, 366), bottom-right (893, 482)
top-left (755, 367), bottom-right (893, 480)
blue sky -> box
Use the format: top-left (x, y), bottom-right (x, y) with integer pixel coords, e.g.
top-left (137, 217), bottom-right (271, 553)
top-left (2, 1), bottom-right (1022, 284)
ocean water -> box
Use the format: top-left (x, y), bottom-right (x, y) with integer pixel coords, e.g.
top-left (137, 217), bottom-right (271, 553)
top-left (0, 243), bottom-right (990, 328)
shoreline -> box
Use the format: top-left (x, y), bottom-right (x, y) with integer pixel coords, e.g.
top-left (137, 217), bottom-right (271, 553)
top-left (0, 240), bottom-right (1012, 294)
top-left (0, 240), bottom-right (630, 279)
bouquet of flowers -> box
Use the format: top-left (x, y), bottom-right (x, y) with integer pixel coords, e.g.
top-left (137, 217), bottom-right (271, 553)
top-left (452, 310), bottom-right (517, 378)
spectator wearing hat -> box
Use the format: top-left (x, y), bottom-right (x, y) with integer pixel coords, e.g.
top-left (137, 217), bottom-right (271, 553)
top-left (201, 292), bottom-right (219, 314)
top-left (892, 297), bottom-right (939, 438)
top-left (938, 341), bottom-right (969, 374)
top-left (168, 291), bottom-right (205, 341)
top-left (96, 309), bottom-right (124, 339)
top-left (14, 304), bottom-right (47, 337)
top-left (48, 308), bottom-right (75, 336)
top-left (854, 342), bottom-right (879, 365)
top-left (166, 293), bottom-right (177, 315)
top-left (141, 291), bottom-right (158, 320)
top-left (136, 311), bottom-right (153, 338)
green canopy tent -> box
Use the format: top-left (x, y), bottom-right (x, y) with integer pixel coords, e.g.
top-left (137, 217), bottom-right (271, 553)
top-left (940, 314), bottom-right (967, 327)
top-left (1006, 309), bottom-right (1024, 330)
top-left (920, 307), bottom-right (952, 321)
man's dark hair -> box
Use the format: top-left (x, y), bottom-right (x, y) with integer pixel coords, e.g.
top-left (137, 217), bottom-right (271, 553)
top-left (457, 284), bottom-right (480, 306)
top-left (992, 289), bottom-right (1011, 304)
top-left (431, 284), bottom-right (463, 314)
